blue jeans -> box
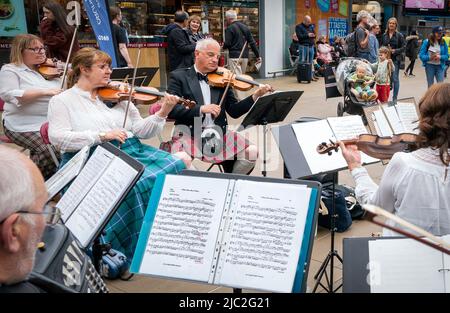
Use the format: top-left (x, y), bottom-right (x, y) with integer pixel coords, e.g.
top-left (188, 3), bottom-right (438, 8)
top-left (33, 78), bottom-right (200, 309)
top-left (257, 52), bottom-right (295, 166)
top-left (425, 64), bottom-right (445, 87)
top-left (299, 45), bottom-right (315, 79)
top-left (356, 51), bottom-right (371, 62)
top-left (391, 60), bottom-right (401, 102)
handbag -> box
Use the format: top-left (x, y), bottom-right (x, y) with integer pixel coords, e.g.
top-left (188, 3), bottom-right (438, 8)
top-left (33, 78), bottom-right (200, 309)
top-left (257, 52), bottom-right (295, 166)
top-left (318, 187), bottom-right (352, 232)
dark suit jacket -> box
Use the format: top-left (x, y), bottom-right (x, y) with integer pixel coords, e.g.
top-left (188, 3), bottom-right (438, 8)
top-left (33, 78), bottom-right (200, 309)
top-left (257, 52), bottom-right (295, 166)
top-left (167, 67), bottom-right (255, 138)
top-left (167, 25), bottom-right (196, 72)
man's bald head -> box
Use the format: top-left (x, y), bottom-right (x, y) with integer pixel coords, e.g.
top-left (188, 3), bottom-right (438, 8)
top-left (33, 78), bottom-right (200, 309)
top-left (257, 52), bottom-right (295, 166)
top-left (0, 146), bottom-right (47, 284)
top-left (303, 15), bottom-right (311, 25)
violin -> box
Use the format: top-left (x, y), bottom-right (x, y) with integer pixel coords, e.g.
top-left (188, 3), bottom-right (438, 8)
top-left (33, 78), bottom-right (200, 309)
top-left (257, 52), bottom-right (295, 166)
top-left (97, 83), bottom-right (196, 108)
top-left (316, 133), bottom-right (419, 160)
top-left (38, 58), bottom-right (63, 80)
top-left (207, 66), bottom-right (271, 91)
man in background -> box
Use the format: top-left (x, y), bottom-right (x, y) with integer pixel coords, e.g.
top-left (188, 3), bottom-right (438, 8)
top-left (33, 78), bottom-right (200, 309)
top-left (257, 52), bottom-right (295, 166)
top-left (110, 6), bottom-right (133, 68)
top-left (167, 11), bottom-right (196, 72)
top-left (295, 15), bottom-right (317, 81)
top-left (443, 29), bottom-right (450, 78)
top-left (223, 9), bottom-right (261, 76)
top-left (0, 146), bottom-right (48, 292)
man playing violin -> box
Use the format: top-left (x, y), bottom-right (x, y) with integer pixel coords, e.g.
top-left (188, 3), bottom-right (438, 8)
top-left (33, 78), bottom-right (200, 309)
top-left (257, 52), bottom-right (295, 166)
top-left (165, 38), bottom-right (273, 174)
top-left (0, 34), bottom-right (63, 179)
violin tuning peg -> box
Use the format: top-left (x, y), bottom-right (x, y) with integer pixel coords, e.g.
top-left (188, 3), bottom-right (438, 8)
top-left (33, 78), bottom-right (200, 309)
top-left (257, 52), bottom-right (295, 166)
top-left (327, 151), bottom-right (332, 156)
top-left (321, 142), bottom-right (326, 146)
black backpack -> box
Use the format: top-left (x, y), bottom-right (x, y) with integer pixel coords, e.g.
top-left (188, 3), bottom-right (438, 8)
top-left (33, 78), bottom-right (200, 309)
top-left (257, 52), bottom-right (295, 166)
top-left (30, 224), bottom-right (108, 293)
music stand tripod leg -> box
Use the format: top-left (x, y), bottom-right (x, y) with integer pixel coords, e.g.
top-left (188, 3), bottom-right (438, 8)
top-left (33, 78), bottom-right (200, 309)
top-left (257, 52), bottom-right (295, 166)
top-left (312, 172), bottom-right (343, 293)
top-left (262, 119), bottom-right (268, 177)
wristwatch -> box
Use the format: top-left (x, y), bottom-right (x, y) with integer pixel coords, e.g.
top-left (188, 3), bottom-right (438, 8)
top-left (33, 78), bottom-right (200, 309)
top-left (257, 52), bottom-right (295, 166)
top-left (99, 131), bottom-right (107, 143)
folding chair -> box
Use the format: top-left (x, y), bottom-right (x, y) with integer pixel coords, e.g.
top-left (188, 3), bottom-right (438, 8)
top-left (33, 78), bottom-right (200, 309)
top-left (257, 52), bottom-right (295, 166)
top-left (40, 122), bottom-right (59, 167)
top-left (287, 47), bottom-right (300, 75)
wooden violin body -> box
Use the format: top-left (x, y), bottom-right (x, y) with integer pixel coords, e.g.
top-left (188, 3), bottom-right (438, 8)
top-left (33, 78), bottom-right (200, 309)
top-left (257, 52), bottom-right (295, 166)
top-left (38, 59), bottom-right (63, 80)
top-left (98, 83), bottom-right (196, 108)
top-left (207, 66), bottom-right (262, 91)
top-left (316, 133), bottom-right (418, 160)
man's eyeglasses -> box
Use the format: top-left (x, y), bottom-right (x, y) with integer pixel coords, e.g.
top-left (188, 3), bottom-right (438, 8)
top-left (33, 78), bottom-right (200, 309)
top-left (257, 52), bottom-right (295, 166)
top-left (26, 47), bottom-right (46, 54)
top-left (16, 204), bottom-right (61, 225)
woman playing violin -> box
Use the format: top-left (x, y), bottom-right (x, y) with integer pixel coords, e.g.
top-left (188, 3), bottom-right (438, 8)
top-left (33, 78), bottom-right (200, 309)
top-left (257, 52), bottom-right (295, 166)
top-left (0, 34), bottom-right (62, 179)
top-left (339, 83), bottom-right (450, 236)
top-left (48, 47), bottom-right (191, 267)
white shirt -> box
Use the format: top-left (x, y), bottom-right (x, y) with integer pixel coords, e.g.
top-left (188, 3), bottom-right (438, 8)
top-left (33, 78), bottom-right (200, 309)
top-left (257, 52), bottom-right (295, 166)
top-left (194, 65), bottom-right (214, 127)
top-left (0, 63), bottom-right (61, 132)
top-left (351, 148), bottom-right (450, 236)
top-left (48, 86), bottom-right (166, 153)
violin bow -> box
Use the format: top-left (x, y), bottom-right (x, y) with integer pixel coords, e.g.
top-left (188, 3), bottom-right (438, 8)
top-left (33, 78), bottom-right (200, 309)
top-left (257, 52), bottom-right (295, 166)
top-left (122, 33), bottom-right (141, 130)
top-left (217, 41), bottom-right (247, 108)
top-left (60, 6), bottom-right (80, 89)
top-left (364, 204), bottom-right (450, 255)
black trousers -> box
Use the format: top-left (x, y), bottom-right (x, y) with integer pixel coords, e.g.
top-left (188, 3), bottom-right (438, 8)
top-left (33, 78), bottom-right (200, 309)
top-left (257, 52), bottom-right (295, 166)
top-left (405, 57), bottom-right (416, 75)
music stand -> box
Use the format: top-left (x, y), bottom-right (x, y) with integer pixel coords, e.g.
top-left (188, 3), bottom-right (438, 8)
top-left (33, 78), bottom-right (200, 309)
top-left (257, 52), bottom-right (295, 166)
top-left (110, 67), bottom-right (159, 87)
top-left (241, 90), bottom-right (303, 177)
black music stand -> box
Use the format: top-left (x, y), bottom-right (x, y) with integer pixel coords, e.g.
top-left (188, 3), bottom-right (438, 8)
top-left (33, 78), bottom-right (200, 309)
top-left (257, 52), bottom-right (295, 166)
top-left (241, 90), bottom-right (303, 177)
top-left (110, 67), bottom-right (159, 87)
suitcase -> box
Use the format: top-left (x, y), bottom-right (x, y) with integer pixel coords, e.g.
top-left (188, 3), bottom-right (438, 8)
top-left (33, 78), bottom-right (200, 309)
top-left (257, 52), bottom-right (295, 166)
top-left (297, 45), bottom-right (312, 83)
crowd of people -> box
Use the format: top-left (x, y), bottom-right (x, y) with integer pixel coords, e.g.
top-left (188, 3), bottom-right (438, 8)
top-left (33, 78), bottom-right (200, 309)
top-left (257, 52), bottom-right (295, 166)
top-left (0, 3), bottom-right (449, 293)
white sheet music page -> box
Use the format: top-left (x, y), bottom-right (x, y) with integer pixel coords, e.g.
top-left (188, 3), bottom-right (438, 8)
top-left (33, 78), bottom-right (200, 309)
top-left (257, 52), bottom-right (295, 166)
top-left (45, 146), bottom-right (90, 201)
top-left (368, 236), bottom-right (450, 293)
top-left (443, 235), bottom-right (450, 292)
top-left (57, 146), bottom-right (113, 222)
top-left (326, 116), bottom-right (378, 165)
top-left (65, 156), bottom-right (138, 247)
top-left (372, 106), bottom-right (405, 137)
top-left (396, 102), bottom-right (419, 134)
top-left (216, 180), bottom-right (311, 292)
top-left (292, 120), bottom-right (347, 174)
top-left (138, 175), bottom-right (230, 283)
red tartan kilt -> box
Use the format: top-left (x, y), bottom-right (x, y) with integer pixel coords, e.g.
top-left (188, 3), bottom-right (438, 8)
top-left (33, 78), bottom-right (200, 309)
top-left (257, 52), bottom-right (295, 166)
top-left (160, 131), bottom-right (250, 163)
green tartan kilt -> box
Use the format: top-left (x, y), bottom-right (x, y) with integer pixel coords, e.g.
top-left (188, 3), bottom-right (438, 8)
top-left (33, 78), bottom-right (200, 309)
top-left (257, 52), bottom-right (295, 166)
top-left (60, 137), bottom-right (186, 265)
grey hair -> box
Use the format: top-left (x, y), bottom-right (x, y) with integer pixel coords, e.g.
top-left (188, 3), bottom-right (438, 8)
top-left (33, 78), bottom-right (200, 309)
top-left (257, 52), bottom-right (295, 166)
top-left (356, 10), bottom-right (370, 22)
top-left (225, 10), bottom-right (237, 20)
top-left (0, 146), bottom-right (35, 222)
top-left (195, 38), bottom-right (220, 51)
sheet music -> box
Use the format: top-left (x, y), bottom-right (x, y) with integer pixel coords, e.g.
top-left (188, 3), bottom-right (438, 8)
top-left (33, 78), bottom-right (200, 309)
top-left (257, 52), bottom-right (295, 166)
top-left (216, 180), bottom-right (311, 292)
top-left (368, 235), bottom-right (450, 293)
top-left (327, 116), bottom-right (378, 165)
top-left (65, 156), bottom-right (138, 247)
top-left (57, 147), bottom-right (114, 222)
top-left (292, 120), bottom-right (347, 174)
top-left (396, 102), bottom-right (419, 134)
top-left (45, 146), bottom-right (90, 201)
top-left (372, 106), bottom-right (405, 137)
top-left (137, 175), bottom-right (230, 283)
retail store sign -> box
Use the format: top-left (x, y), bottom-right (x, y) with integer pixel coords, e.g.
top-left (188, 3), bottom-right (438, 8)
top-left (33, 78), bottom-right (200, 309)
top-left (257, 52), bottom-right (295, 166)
top-left (0, 0), bottom-right (28, 37)
top-left (83, 0), bottom-right (117, 67)
top-left (328, 18), bottom-right (348, 39)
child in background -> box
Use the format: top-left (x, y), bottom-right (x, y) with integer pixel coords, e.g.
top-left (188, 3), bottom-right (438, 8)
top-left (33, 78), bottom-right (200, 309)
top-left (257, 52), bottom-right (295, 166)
top-left (371, 46), bottom-right (394, 103)
top-left (348, 64), bottom-right (378, 101)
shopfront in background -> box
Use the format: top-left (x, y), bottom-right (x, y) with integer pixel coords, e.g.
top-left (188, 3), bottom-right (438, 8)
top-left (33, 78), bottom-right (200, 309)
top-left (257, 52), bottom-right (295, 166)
top-left (0, 0), bottom-right (261, 88)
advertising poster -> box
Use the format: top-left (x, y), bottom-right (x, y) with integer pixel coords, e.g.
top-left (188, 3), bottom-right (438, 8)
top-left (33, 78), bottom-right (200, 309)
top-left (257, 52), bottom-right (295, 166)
top-left (339, 0), bottom-right (348, 16)
top-left (328, 17), bottom-right (348, 39)
top-left (318, 19), bottom-right (327, 38)
top-left (0, 0), bottom-right (27, 37)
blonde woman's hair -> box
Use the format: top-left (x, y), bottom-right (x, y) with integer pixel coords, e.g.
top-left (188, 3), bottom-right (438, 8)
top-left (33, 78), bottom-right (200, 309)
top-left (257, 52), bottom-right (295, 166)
top-left (10, 34), bottom-right (43, 65)
top-left (385, 17), bottom-right (398, 33)
top-left (66, 47), bottom-right (112, 88)
top-left (188, 14), bottom-right (202, 31)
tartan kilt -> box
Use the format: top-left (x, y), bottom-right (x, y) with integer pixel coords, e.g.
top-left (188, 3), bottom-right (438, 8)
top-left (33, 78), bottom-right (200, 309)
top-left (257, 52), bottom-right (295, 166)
top-left (160, 130), bottom-right (250, 163)
top-left (60, 137), bottom-right (186, 264)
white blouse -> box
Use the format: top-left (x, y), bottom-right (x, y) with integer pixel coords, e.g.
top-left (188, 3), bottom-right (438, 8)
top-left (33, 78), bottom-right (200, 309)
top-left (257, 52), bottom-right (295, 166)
top-left (48, 86), bottom-right (165, 153)
top-left (0, 63), bottom-right (61, 132)
top-left (351, 148), bottom-right (450, 236)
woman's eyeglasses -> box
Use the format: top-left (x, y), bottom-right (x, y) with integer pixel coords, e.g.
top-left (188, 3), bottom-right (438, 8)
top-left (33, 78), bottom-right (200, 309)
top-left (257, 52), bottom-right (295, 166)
top-left (26, 47), bottom-right (46, 54)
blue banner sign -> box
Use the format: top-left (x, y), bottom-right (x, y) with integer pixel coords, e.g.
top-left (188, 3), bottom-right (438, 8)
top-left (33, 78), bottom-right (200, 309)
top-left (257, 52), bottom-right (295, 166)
top-left (83, 0), bottom-right (117, 67)
top-left (328, 17), bottom-right (348, 39)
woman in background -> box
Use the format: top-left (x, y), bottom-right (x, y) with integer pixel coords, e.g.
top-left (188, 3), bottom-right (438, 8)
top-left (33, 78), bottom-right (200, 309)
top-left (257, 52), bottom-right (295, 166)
top-left (419, 26), bottom-right (448, 87)
top-left (39, 0), bottom-right (79, 62)
top-left (185, 15), bottom-right (206, 44)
